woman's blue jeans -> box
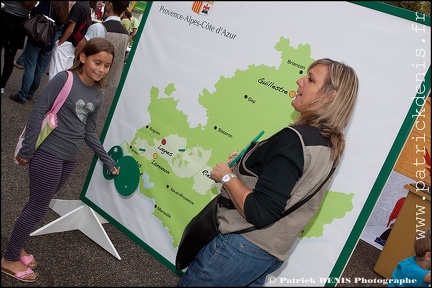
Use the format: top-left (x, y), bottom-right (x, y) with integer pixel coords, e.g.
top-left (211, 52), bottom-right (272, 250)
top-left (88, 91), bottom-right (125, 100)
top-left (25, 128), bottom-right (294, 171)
top-left (177, 233), bottom-right (283, 287)
top-left (17, 41), bottom-right (52, 101)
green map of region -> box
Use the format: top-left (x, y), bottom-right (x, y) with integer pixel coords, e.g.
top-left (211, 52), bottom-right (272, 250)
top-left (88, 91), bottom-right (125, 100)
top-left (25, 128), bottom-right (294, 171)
top-left (118, 37), bottom-right (354, 247)
top-left (301, 191), bottom-right (354, 238)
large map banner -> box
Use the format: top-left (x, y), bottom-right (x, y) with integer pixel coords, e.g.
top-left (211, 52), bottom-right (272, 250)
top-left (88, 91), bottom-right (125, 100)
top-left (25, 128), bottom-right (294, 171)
top-left (81, 2), bottom-right (431, 286)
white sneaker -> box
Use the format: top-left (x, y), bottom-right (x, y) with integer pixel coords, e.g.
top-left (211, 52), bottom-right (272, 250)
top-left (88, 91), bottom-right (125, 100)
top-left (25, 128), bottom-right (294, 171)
top-left (1, 88), bottom-right (4, 94)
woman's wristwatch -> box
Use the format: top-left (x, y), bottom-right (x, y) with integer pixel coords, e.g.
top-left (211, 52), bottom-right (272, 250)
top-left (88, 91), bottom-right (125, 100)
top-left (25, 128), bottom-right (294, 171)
top-left (221, 173), bottom-right (237, 184)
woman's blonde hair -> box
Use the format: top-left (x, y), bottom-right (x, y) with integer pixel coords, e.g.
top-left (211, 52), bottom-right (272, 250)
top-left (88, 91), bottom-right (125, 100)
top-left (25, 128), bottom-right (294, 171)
top-left (293, 58), bottom-right (359, 165)
top-left (69, 37), bottom-right (115, 89)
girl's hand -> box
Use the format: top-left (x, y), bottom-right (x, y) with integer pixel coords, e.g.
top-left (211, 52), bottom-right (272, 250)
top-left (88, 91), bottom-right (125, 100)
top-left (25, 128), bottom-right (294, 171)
top-left (110, 166), bottom-right (120, 175)
top-left (15, 156), bottom-right (29, 166)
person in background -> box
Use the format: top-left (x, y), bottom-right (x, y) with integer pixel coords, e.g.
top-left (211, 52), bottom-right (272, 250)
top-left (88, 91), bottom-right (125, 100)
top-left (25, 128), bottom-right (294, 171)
top-left (121, 10), bottom-right (139, 40)
top-left (10, 1), bottom-right (69, 105)
top-left (95, 1), bottom-right (105, 21)
top-left (177, 58), bottom-right (360, 286)
top-left (388, 228), bottom-right (431, 287)
top-left (101, 10), bottom-right (108, 22)
top-left (1, 38), bottom-right (120, 283)
top-left (0, 1), bottom-right (38, 95)
top-left (88, 1), bottom-right (98, 23)
top-left (12, 1), bottom-right (75, 72)
top-left (14, 52), bottom-right (25, 70)
top-left (48, 1), bottom-right (91, 80)
top-left (75, 1), bottom-right (129, 90)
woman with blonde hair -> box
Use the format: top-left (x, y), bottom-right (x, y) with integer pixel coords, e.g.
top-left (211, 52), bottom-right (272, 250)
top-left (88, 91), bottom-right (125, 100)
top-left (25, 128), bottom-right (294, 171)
top-left (178, 58), bottom-right (359, 286)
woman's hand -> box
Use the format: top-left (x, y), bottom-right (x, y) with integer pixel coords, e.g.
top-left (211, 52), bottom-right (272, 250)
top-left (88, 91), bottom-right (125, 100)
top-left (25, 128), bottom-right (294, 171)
top-left (210, 151), bottom-right (238, 182)
top-left (15, 156), bottom-right (29, 166)
top-left (227, 151), bottom-right (239, 163)
top-left (211, 162), bottom-right (233, 183)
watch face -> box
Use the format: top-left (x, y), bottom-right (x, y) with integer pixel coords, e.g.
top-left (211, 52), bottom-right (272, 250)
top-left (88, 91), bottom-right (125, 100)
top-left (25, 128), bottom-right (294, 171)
top-left (222, 174), bottom-right (230, 183)
top-left (222, 174), bottom-right (236, 184)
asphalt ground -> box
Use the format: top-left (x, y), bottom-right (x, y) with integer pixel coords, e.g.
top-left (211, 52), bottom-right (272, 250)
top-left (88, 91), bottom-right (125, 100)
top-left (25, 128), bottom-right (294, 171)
top-left (1, 48), bottom-right (180, 287)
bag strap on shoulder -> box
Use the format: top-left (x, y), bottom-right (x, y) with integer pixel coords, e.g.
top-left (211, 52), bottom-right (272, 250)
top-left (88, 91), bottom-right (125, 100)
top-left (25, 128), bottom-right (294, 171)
top-left (232, 125), bottom-right (336, 234)
top-left (233, 166), bottom-right (336, 234)
top-left (50, 71), bottom-right (73, 114)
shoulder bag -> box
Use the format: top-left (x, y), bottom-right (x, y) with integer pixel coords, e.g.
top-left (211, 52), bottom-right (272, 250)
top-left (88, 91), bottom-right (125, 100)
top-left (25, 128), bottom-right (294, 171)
top-left (175, 166), bottom-right (336, 271)
top-left (14, 71), bottom-right (73, 164)
top-left (23, 3), bottom-right (56, 47)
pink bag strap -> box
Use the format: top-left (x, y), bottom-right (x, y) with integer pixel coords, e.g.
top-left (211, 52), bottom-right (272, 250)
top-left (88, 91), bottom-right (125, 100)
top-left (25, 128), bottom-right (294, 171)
top-left (50, 70), bottom-right (73, 114)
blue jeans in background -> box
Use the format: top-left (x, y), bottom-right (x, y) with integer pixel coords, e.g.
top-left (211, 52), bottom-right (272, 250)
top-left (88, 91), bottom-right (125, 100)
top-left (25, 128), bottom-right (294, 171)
top-left (177, 233), bottom-right (284, 287)
top-left (16, 51), bottom-right (25, 67)
top-left (16, 41), bottom-right (52, 102)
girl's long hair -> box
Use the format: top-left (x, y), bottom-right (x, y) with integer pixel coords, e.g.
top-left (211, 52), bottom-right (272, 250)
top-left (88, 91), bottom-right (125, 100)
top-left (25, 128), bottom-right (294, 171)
top-left (293, 58), bottom-right (359, 166)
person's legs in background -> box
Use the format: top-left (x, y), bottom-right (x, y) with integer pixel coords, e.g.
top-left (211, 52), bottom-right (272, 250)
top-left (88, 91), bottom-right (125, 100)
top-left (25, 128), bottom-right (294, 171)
top-left (11, 41), bottom-right (41, 103)
top-left (28, 49), bottom-right (51, 101)
top-left (1, 10), bottom-right (27, 95)
top-left (1, 43), bottom-right (19, 95)
top-left (14, 50), bottom-right (25, 69)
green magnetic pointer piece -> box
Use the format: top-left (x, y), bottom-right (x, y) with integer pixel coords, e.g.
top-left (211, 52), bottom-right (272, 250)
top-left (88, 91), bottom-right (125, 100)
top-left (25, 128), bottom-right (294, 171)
top-left (228, 131), bottom-right (265, 167)
top-left (103, 145), bottom-right (124, 180)
top-left (114, 156), bottom-right (140, 197)
top-left (108, 145), bottom-right (124, 161)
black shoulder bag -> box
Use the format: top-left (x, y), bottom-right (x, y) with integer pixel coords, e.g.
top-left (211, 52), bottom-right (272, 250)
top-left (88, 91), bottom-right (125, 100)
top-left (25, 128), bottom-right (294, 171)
top-left (175, 167), bottom-right (336, 271)
top-left (23, 3), bottom-right (56, 47)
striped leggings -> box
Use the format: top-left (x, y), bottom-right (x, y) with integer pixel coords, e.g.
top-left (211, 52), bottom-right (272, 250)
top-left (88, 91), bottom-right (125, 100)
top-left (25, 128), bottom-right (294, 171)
top-left (3, 149), bottom-right (76, 261)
